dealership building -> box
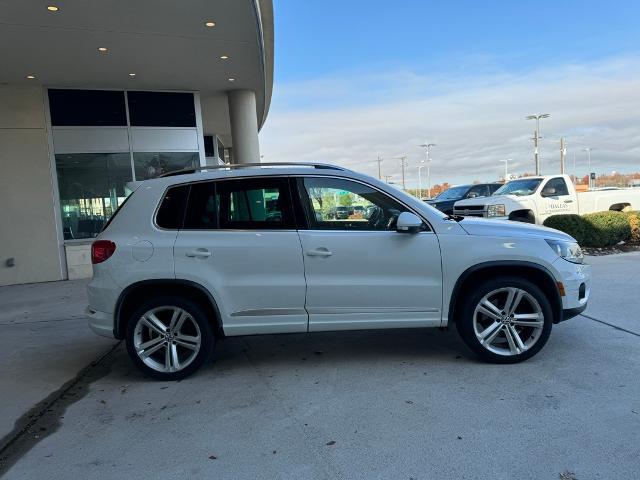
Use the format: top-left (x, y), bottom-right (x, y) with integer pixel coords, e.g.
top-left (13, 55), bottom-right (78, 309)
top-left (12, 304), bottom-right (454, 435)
top-left (0, 1), bottom-right (273, 286)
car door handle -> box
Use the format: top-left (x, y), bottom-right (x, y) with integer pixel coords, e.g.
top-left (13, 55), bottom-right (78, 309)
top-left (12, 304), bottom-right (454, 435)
top-left (564, 199), bottom-right (574, 203)
top-left (185, 248), bottom-right (211, 259)
top-left (306, 248), bottom-right (332, 257)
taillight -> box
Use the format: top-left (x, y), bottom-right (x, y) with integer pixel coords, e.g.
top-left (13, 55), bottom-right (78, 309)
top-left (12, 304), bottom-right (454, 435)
top-left (91, 240), bottom-right (116, 264)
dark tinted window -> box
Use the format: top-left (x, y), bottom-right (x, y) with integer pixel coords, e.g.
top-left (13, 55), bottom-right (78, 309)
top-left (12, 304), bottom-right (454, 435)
top-left (541, 177), bottom-right (570, 197)
top-left (49, 89), bottom-right (127, 126)
top-left (156, 185), bottom-right (190, 229)
top-left (488, 184), bottom-right (502, 194)
top-left (184, 182), bottom-right (218, 229)
top-left (127, 91), bottom-right (196, 127)
top-left (203, 136), bottom-right (215, 157)
top-left (218, 178), bottom-right (294, 229)
top-left (467, 185), bottom-right (488, 198)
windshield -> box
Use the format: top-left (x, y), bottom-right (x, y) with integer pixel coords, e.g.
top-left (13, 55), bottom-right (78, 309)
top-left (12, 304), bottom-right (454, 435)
top-left (494, 179), bottom-right (542, 196)
top-left (434, 186), bottom-right (469, 201)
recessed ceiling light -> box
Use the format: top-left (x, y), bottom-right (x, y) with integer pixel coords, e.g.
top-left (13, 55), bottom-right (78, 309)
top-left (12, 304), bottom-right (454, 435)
top-left (205, 21), bottom-right (216, 27)
top-left (47, 5), bottom-right (59, 12)
top-left (26, 75), bottom-right (36, 79)
top-left (228, 77), bottom-right (235, 82)
top-left (220, 55), bottom-right (229, 60)
top-left (128, 73), bottom-right (136, 77)
top-left (98, 47), bottom-right (108, 52)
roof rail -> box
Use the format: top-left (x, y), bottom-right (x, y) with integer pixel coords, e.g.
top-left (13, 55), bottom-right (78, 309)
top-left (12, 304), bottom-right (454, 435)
top-left (158, 162), bottom-right (347, 178)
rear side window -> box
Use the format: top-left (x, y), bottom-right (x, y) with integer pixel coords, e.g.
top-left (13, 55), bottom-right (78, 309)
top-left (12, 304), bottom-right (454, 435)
top-left (183, 181), bottom-right (218, 229)
top-left (218, 178), bottom-right (294, 229)
top-left (156, 185), bottom-right (190, 229)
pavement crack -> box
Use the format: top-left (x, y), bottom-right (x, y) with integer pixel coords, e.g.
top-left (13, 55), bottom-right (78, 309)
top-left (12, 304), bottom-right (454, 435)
top-left (0, 341), bottom-right (122, 477)
top-left (579, 314), bottom-right (640, 337)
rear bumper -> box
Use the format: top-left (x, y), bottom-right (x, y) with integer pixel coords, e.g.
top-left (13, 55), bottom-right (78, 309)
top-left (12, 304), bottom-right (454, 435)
top-left (86, 307), bottom-right (115, 338)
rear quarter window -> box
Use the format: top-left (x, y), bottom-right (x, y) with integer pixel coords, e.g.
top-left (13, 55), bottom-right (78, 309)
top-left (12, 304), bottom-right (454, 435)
top-left (156, 184), bottom-right (190, 229)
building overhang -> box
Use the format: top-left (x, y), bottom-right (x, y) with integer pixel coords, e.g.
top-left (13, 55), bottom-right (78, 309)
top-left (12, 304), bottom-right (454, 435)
top-left (0, 0), bottom-right (274, 129)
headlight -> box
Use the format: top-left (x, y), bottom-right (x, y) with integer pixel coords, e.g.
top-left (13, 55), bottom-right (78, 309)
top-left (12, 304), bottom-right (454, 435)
top-left (545, 239), bottom-right (584, 264)
top-left (487, 204), bottom-right (506, 217)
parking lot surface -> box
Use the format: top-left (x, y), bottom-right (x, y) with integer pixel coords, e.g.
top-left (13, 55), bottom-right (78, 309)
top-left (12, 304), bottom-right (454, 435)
top-left (1, 253), bottom-right (639, 479)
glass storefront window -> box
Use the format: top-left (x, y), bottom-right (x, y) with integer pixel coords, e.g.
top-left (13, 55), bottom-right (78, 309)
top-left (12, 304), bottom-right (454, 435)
top-left (55, 153), bottom-right (132, 240)
top-left (133, 152), bottom-right (200, 180)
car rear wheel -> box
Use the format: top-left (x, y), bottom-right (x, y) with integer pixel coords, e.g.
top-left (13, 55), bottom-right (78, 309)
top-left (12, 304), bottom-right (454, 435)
top-left (125, 296), bottom-right (214, 380)
top-left (456, 277), bottom-right (553, 363)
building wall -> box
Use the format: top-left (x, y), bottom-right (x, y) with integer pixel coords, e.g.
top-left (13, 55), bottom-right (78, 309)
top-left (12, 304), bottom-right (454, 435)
top-left (0, 86), bottom-right (63, 286)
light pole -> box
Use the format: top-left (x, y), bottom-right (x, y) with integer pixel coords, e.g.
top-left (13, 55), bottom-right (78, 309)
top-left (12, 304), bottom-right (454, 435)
top-left (500, 158), bottom-right (511, 181)
top-left (418, 161), bottom-right (426, 199)
top-left (418, 142), bottom-right (436, 198)
top-left (526, 113), bottom-right (550, 175)
top-left (376, 154), bottom-right (382, 180)
top-left (399, 156), bottom-right (408, 190)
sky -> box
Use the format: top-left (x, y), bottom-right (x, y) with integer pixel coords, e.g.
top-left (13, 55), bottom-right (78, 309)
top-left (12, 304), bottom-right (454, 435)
top-left (259, 0), bottom-right (640, 188)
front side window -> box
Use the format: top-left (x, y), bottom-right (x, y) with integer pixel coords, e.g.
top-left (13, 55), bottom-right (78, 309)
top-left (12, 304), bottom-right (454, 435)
top-left (467, 185), bottom-right (488, 198)
top-left (300, 177), bottom-right (411, 231)
top-left (541, 177), bottom-right (570, 197)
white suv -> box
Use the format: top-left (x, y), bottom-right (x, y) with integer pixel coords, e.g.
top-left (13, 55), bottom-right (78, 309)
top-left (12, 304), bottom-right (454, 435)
top-left (87, 163), bottom-right (591, 380)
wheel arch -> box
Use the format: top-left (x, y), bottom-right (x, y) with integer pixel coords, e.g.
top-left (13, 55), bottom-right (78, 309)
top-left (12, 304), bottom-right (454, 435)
top-left (609, 202), bottom-right (631, 212)
top-left (448, 261), bottom-right (563, 326)
top-left (114, 279), bottom-right (224, 340)
top-left (508, 209), bottom-right (535, 223)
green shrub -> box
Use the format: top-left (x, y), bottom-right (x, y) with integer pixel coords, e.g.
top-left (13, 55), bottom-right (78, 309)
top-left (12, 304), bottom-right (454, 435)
top-left (544, 211), bottom-right (635, 247)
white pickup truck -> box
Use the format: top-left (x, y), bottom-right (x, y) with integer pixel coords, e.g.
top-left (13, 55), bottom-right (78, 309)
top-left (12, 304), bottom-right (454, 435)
top-left (453, 174), bottom-right (640, 224)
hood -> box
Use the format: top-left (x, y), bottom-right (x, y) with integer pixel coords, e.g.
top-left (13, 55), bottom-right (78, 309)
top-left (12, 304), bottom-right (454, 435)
top-left (458, 217), bottom-right (574, 241)
top-left (455, 194), bottom-right (521, 208)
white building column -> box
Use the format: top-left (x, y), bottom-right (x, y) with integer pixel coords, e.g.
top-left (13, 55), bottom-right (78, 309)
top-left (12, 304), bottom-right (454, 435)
top-left (227, 90), bottom-right (260, 164)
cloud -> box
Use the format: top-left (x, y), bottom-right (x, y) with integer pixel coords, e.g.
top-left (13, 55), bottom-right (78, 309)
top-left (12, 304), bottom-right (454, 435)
top-left (260, 56), bottom-right (640, 187)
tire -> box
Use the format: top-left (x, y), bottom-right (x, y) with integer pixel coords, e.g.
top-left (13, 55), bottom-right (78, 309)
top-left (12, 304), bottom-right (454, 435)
top-left (125, 296), bottom-right (215, 380)
top-left (455, 276), bottom-right (553, 364)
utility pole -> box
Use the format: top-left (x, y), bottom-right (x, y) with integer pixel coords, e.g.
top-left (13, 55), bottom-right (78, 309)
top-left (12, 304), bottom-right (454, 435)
top-left (399, 156), bottom-right (408, 190)
top-left (418, 142), bottom-right (436, 198)
top-left (376, 154), bottom-right (382, 180)
top-left (559, 138), bottom-right (566, 174)
top-left (526, 114), bottom-right (550, 175)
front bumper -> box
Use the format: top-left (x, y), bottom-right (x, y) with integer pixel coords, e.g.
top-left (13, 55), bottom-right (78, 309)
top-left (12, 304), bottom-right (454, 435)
top-left (86, 307), bottom-right (116, 338)
top-left (552, 258), bottom-right (591, 323)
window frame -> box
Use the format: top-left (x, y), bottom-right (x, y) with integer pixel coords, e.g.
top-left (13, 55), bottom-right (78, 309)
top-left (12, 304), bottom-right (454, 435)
top-left (291, 175), bottom-right (432, 233)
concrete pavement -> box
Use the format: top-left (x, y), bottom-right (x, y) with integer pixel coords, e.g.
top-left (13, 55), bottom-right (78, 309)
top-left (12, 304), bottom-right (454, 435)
top-left (1, 254), bottom-right (639, 479)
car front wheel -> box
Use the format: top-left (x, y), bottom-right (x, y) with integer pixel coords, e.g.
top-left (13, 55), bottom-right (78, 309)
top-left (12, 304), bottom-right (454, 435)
top-left (125, 296), bottom-right (214, 380)
top-left (456, 277), bottom-right (553, 363)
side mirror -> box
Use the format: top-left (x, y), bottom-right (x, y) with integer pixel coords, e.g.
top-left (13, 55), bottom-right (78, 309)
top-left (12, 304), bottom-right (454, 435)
top-left (396, 212), bottom-right (423, 233)
top-left (541, 187), bottom-right (556, 197)
top-left (467, 192), bottom-right (479, 198)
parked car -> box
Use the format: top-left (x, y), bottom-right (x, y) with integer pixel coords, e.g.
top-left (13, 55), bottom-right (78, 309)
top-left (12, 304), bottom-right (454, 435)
top-left (453, 174), bottom-right (640, 224)
top-left (427, 183), bottom-right (501, 215)
top-left (87, 163), bottom-right (591, 380)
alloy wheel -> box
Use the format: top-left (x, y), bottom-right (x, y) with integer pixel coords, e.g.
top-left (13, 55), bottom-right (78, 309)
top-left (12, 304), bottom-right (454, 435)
top-left (472, 287), bottom-right (545, 356)
top-left (133, 306), bottom-right (202, 373)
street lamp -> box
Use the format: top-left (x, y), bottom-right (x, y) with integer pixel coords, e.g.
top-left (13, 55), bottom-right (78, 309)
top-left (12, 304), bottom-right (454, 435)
top-left (500, 158), bottom-right (512, 181)
top-left (418, 161), bottom-right (426, 199)
top-left (418, 142), bottom-right (436, 198)
top-left (526, 113), bottom-right (550, 175)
